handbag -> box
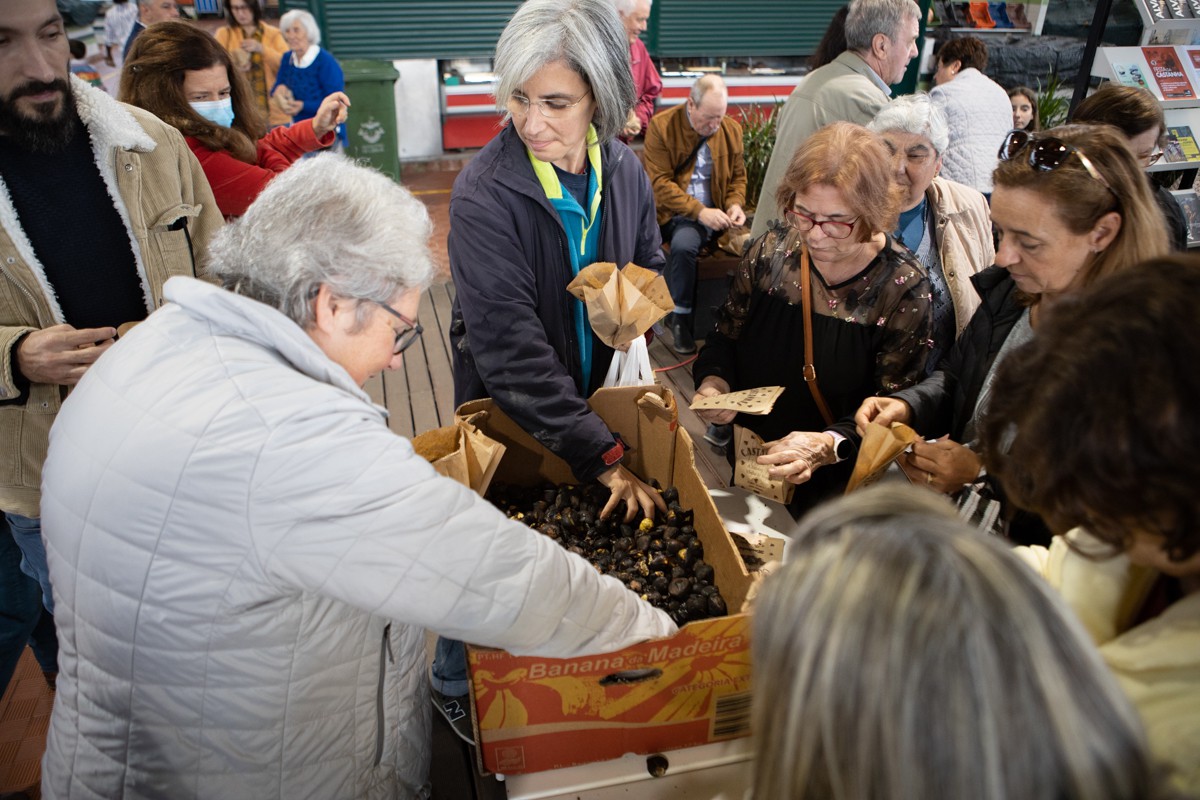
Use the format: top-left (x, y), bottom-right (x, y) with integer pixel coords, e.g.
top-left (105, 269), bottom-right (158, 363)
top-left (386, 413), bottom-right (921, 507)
top-left (954, 473), bottom-right (1006, 537)
top-left (799, 246), bottom-right (834, 427)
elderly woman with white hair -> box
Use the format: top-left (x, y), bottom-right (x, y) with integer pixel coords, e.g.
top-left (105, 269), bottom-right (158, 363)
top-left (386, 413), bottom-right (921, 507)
top-left (38, 155), bottom-right (674, 799)
top-left (272, 8), bottom-right (347, 147)
top-left (867, 92), bottom-right (993, 370)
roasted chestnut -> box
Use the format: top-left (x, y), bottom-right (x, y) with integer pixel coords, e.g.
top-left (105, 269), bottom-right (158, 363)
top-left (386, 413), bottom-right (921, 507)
top-left (490, 482), bottom-right (728, 624)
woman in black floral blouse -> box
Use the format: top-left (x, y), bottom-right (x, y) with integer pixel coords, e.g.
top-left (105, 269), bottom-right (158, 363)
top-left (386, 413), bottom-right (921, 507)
top-left (694, 122), bottom-right (932, 516)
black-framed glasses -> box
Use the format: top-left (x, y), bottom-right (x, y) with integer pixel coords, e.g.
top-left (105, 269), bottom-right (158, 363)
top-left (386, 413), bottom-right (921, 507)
top-left (377, 302), bottom-right (422, 354)
top-left (785, 208), bottom-right (859, 239)
top-left (998, 129), bottom-right (1114, 193)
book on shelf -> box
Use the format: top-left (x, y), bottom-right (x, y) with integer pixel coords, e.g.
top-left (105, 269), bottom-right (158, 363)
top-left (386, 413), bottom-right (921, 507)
top-left (1145, 0), bottom-right (1170, 20)
top-left (1172, 192), bottom-right (1200, 246)
top-left (1143, 46), bottom-right (1197, 100)
top-left (1163, 126), bottom-right (1200, 163)
top-left (1113, 62), bottom-right (1151, 90)
top-left (1163, 0), bottom-right (1194, 17)
top-left (1142, 0), bottom-right (1200, 20)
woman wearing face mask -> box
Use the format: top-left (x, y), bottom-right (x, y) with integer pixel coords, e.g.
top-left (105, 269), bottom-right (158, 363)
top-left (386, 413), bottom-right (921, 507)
top-left (122, 22), bottom-right (348, 218)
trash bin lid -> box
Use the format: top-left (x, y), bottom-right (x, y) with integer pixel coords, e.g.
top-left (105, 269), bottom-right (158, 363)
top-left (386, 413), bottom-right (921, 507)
top-left (341, 60), bottom-right (400, 81)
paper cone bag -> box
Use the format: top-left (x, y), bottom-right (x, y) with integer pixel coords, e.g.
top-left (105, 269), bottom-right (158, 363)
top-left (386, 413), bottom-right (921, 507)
top-left (411, 420), bottom-right (506, 497)
top-left (566, 262), bottom-right (673, 347)
top-left (732, 425), bottom-right (795, 505)
top-left (844, 421), bottom-right (918, 494)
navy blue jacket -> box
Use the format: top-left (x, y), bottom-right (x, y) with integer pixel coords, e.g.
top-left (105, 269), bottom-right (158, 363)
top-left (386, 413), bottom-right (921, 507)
top-left (891, 265), bottom-right (1023, 441)
top-left (891, 265), bottom-right (1050, 545)
top-left (448, 125), bottom-right (664, 482)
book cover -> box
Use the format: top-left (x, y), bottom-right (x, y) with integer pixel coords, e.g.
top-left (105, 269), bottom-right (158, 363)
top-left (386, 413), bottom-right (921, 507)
top-left (1145, 0), bottom-right (1170, 20)
top-left (1165, 0), bottom-right (1195, 16)
top-left (1143, 46), bottom-right (1197, 99)
top-left (1188, 0), bottom-right (1200, 17)
top-left (1172, 193), bottom-right (1200, 246)
top-left (1163, 126), bottom-right (1200, 162)
top-left (1113, 62), bottom-right (1150, 90)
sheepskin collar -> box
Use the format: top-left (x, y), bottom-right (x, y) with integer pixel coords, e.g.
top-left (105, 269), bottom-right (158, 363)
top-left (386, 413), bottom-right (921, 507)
top-left (68, 74), bottom-right (156, 154)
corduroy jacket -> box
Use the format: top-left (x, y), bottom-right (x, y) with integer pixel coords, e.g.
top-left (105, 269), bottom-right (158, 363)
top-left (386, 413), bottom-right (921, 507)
top-left (0, 77), bottom-right (221, 517)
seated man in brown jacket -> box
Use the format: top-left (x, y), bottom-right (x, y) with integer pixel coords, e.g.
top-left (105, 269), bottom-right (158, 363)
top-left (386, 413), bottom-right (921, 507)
top-left (643, 75), bottom-right (746, 354)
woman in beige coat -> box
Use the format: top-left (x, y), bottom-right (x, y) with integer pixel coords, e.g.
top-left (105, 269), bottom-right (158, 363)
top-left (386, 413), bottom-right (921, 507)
top-left (868, 92), bottom-right (993, 373)
top-left (215, 0), bottom-right (291, 127)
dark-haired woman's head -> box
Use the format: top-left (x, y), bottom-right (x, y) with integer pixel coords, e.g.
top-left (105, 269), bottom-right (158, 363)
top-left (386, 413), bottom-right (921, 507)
top-left (1008, 85), bottom-right (1038, 131)
top-left (121, 20), bottom-right (264, 163)
top-left (933, 36), bottom-right (987, 85)
top-left (981, 255), bottom-right (1200, 572)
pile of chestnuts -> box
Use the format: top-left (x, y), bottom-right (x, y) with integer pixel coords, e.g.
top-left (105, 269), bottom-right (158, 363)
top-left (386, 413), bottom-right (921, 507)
top-left (489, 482), bottom-right (728, 626)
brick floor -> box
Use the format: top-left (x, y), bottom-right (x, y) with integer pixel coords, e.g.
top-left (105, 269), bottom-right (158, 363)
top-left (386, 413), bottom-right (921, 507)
top-left (0, 648), bottom-right (52, 798)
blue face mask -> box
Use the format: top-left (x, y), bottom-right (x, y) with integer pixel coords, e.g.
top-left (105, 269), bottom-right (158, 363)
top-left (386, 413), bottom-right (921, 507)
top-left (191, 97), bottom-right (235, 128)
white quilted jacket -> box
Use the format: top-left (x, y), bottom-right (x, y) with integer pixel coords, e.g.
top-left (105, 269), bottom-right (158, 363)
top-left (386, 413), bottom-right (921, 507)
top-left (929, 68), bottom-right (1014, 194)
top-left (40, 277), bottom-right (675, 799)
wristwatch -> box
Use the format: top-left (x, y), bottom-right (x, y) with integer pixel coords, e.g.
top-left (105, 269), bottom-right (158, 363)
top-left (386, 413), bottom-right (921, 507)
top-left (829, 432), bottom-right (852, 463)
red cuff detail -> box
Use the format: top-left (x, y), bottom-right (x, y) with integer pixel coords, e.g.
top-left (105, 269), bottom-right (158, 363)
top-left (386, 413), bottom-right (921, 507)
top-left (601, 440), bottom-right (625, 467)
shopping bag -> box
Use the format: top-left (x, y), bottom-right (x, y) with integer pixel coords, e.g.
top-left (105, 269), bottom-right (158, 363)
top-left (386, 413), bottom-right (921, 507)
top-left (602, 335), bottom-right (655, 387)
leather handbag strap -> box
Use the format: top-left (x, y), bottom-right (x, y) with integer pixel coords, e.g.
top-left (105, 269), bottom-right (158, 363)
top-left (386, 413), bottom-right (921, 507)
top-left (800, 247), bottom-right (835, 427)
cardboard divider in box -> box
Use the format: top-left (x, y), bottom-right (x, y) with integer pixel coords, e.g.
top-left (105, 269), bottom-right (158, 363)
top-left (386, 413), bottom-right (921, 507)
top-left (454, 384), bottom-right (755, 776)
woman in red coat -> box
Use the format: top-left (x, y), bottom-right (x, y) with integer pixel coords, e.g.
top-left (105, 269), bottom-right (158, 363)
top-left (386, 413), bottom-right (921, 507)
top-left (122, 21), bottom-right (349, 218)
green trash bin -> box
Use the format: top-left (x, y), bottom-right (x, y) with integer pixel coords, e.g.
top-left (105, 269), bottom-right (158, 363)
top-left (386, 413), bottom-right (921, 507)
top-left (342, 60), bottom-right (401, 181)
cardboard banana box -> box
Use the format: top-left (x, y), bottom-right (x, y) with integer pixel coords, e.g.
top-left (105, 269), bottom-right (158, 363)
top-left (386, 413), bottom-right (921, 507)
top-left (456, 385), bottom-right (755, 776)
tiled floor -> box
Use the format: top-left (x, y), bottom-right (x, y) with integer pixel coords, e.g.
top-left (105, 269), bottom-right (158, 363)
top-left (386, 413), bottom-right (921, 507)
top-left (0, 649), bottom-right (52, 797)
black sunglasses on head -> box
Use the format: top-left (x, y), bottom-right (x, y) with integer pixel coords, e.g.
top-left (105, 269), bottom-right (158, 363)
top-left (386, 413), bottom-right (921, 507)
top-left (998, 129), bottom-right (1115, 194)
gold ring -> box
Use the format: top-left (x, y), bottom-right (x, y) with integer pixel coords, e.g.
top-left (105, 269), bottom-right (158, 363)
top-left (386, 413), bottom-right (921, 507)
top-left (926, 472), bottom-right (933, 485)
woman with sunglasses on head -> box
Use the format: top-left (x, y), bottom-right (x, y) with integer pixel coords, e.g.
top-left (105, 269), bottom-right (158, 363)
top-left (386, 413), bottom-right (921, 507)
top-left (693, 122), bottom-right (933, 518)
top-left (856, 124), bottom-right (1169, 543)
top-left (1071, 82), bottom-right (1187, 251)
top-left (122, 22), bottom-right (348, 219)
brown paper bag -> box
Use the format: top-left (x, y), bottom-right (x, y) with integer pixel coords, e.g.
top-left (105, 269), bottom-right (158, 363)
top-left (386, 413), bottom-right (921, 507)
top-left (732, 425), bottom-right (795, 505)
top-left (566, 262), bottom-right (673, 347)
top-left (411, 420), bottom-right (506, 497)
top-left (843, 421), bottom-right (919, 494)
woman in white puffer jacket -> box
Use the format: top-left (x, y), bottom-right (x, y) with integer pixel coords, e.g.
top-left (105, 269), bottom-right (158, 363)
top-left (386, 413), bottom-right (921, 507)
top-left (929, 36), bottom-right (1014, 196)
top-left (39, 154), bottom-right (675, 800)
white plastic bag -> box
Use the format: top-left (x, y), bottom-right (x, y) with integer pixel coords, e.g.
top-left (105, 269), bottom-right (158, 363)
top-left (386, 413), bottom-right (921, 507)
top-left (602, 336), bottom-right (655, 387)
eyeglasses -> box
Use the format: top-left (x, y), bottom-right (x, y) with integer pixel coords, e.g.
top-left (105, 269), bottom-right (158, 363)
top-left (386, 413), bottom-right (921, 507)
top-left (506, 90), bottom-right (591, 120)
top-left (785, 208), bottom-right (859, 239)
top-left (1143, 147), bottom-right (1164, 167)
top-left (377, 302), bottom-right (423, 354)
top-left (998, 130), bottom-right (1114, 193)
